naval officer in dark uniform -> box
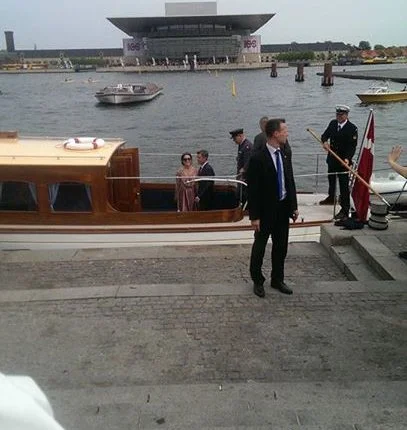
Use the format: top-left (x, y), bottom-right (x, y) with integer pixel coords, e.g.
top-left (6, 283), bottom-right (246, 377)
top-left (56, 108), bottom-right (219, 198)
top-left (230, 128), bottom-right (253, 204)
top-left (320, 105), bottom-right (358, 220)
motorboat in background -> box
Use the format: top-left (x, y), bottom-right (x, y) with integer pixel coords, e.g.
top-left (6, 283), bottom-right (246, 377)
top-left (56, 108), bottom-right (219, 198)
top-left (95, 82), bottom-right (162, 105)
top-left (356, 83), bottom-right (407, 103)
top-left (371, 173), bottom-right (407, 206)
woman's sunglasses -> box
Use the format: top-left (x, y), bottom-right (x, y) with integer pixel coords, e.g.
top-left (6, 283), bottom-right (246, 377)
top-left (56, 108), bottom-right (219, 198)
top-left (182, 157), bottom-right (191, 161)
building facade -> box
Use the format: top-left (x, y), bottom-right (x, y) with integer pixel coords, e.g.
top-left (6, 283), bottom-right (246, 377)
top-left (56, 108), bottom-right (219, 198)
top-left (109, 2), bottom-right (274, 65)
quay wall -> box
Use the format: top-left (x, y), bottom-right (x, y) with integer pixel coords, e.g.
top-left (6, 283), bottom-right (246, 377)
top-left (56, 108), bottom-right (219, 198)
top-left (0, 62), bottom-right (287, 74)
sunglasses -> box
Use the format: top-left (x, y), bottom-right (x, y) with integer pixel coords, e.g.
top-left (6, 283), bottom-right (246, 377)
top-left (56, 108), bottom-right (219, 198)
top-left (182, 157), bottom-right (191, 161)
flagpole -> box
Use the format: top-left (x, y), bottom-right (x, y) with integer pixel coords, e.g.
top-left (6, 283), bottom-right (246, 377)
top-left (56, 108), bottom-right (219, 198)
top-left (350, 109), bottom-right (374, 192)
top-left (354, 109), bottom-right (373, 170)
top-left (307, 128), bottom-right (390, 206)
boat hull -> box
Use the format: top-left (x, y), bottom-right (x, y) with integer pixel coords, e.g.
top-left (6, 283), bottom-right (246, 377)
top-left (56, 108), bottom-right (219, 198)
top-left (0, 194), bottom-right (334, 249)
top-left (371, 175), bottom-right (407, 205)
top-left (95, 90), bottom-right (162, 105)
top-left (356, 92), bottom-right (407, 103)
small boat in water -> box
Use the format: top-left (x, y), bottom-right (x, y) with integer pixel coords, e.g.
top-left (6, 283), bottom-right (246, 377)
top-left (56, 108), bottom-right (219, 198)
top-left (356, 84), bottom-right (407, 103)
top-left (370, 173), bottom-right (407, 206)
top-left (95, 82), bottom-right (162, 105)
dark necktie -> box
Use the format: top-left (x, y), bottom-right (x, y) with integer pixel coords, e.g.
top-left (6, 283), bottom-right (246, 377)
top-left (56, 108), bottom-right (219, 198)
top-left (337, 124), bottom-right (341, 132)
top-left (275, 149), bottom-right (283, 200)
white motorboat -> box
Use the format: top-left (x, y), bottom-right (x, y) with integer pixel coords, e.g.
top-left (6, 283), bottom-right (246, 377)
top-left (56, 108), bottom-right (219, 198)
top-left (95, 83), bottom-right (162, 105)
top-left (371, 173), bottom-right (407, 205)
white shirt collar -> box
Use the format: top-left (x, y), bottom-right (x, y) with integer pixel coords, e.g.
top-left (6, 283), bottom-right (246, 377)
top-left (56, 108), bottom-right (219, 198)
top-left (338, 119), bottom-right (348, 129)
top-left (266, 142), bottom-right (280, 154)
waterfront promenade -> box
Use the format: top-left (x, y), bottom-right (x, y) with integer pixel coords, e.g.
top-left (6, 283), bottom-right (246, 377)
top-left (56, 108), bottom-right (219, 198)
top-left (0, 223), bottom-right (406, 429)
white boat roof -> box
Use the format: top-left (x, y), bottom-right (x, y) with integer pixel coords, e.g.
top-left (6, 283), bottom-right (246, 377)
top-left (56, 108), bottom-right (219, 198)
top-left (0, 135), bottom-right (125, 167)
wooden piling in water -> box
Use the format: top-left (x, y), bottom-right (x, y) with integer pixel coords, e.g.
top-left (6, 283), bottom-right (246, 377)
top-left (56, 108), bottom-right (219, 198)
top-left (321, 62), bottom-right (334, 86)
top-left (295, 63), bottom-right (304, 82)
top-left (270, 62), bottom-right (277, 78)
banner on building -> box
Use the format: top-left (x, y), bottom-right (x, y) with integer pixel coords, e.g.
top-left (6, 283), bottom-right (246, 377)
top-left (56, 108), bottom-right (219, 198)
top-left (123, 38), bottom-right (147, 57)
top-left (241, 36), bottom-right (261, 53)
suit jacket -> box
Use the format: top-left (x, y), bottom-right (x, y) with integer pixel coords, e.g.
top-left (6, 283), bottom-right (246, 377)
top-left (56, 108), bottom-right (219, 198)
top-left (247, 145), bottom-right (297, 221)
top-left (253, 132), bottom-right (267, 152)
top-left (197, 162), bottom-right (215, 209)
top-left (321, 119), bottom-right (358, 165)
top-left (253, 135), bottom-right (293, 158)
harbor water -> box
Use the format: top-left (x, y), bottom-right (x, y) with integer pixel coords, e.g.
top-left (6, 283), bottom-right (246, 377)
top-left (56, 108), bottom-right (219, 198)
top-left (0, 64), bottom-right (406, 192)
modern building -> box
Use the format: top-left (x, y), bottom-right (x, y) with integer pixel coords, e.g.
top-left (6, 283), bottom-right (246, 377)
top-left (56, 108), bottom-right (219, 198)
top-left (4, 31), bottom-right (15, 52)
top-left (108, 2), bottom-right (274, 65)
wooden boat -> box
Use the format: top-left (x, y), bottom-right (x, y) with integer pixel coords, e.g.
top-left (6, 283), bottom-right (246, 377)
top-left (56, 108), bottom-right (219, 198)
top-left (356, 84), bottom-right (407, 103)
top-left (0, 132), bottom-right (333, 249)
top-left (95, 83), bottom-right (162, 105)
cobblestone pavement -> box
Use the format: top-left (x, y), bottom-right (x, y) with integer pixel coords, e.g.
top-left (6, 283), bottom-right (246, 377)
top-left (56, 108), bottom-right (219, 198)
top-left (0, 243), bottom-right (346, 289)
top-left (1, 292), bottom-right (405, 388)
top-left (0, 242), bottom-right (406, 429)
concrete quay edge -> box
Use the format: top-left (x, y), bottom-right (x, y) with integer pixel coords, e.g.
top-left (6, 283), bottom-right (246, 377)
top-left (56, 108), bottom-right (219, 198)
top-left (0, 280), bottom-right (405, 304)
top-left (320, 221), bottom-right (407, 281)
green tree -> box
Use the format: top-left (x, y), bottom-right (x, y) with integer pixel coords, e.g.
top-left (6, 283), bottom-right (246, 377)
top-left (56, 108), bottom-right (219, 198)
top-left (276, 51), bottom-right (315, 62)
top-left (374, 44), bottom-right (385, 50)
top-left (358, 41), bottom-right (371, 50)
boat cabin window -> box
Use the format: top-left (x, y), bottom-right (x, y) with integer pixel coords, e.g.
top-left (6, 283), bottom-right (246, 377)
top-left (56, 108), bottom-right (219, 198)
top-left (0, 181), bottom-right (38, 211)
top-left (49, 182), bottom-right (92, 212)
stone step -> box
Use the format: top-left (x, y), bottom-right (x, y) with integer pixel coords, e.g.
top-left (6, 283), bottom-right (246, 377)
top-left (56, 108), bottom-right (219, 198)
top-left (330, 245), bottom-right (382, 281)
top-left (352, 236), bottom-right (407, 281)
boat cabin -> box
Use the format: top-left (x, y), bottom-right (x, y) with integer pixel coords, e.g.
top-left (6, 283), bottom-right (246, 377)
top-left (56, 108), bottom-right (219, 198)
top-left (0, 132), bottom-right (242, 227)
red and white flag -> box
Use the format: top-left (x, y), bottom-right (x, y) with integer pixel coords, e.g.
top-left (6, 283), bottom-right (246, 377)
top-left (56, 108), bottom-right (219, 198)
top-left (351, 110), bottom-right (374, 221)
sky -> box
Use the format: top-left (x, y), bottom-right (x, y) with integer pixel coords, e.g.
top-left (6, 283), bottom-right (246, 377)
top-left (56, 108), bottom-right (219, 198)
top-left (0, 0), bottom-right (406, 50)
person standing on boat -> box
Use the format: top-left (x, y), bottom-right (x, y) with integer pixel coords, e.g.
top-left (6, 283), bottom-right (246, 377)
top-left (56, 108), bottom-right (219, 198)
top-left (254, 116), bottom-right (292, 158)
top-left (388, 145), bottom-right (407, 260)
top-left (246, 119), bottom-right (299, 298)
top-left (195, 150), bottom-right (215, 210)
top-left (253, 116), bottom-right (269, 152)
top-left (229, 128), bottom-right (252, 203)
top-left (320, 105), bottom-right (358, 221)
top-left (175, 152), bottom-right (197, 212)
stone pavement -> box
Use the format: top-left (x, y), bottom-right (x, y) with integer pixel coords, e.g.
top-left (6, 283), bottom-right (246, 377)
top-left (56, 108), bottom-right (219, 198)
top-left (0, 239), bottom-right (406, 429)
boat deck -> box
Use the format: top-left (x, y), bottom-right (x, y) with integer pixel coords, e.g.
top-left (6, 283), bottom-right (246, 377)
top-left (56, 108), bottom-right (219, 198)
top-left (0, 135), bottom-right (125, 166)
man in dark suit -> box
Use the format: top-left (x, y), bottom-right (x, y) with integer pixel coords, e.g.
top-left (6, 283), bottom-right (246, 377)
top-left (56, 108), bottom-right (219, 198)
top-left (246, 119), bottom-right (299, 298)
top-left (320, 105), bottom-right (358, 221)
top-left (195, 149), bottom-right (215, 210)
top-left (254, 117), bottom-right (293, 158)
top-left (253, 116), bottom-right (269, 152)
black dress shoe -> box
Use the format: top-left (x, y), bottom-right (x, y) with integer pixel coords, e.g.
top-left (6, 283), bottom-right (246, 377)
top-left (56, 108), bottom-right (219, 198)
top-left (334, 210), bottom-right (348, 221)
top-left (271, 281), bottom-right (293, 295)
top-left (253, 283), bottom-right (265, 298)
top-left (319, 196), bottom-right (335, 205)
top-left (399, 251), bottom-right (407, 260)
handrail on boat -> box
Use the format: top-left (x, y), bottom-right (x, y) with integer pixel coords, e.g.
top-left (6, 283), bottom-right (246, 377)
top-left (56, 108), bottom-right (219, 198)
top-left (105, 171), bottom-right (350, 181)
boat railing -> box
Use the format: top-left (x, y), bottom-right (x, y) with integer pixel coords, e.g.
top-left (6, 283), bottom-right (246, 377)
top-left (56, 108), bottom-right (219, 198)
top-left (137, 151), bottom-right (329, 193)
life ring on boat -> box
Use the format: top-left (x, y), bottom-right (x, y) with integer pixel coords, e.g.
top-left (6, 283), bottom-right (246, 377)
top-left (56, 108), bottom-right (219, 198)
top-left (63, 137), bottom-right (105, 150)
